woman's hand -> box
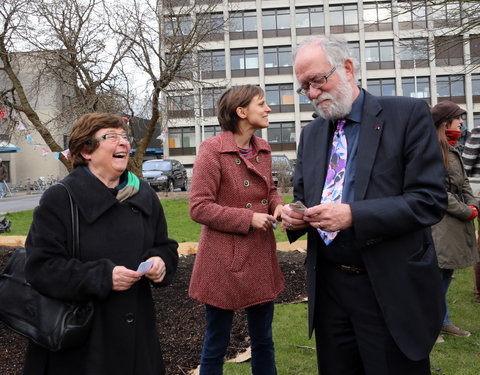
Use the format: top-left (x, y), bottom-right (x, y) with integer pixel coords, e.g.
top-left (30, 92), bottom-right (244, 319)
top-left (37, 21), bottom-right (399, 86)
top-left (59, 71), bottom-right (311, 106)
top-left (251, 213), bottom-right (276, 231)
top-left (144, 256), bottom-right (167, 283)
top-left (273, 204), bottom-right (283, 222)
top-left (112, 266), bottom-right (141, 291)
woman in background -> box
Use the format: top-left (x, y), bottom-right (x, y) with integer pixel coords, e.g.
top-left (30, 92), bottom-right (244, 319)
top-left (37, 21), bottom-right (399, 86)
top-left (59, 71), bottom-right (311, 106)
top-left (430, 101), bottom-right (479, 342)
top-left (189, 85), bottom-right (284, 375)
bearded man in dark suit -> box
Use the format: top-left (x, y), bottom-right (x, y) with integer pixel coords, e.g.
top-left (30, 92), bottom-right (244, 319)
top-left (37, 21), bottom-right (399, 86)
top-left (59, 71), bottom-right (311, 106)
top-left (281, 35), bottom-right (447, 375)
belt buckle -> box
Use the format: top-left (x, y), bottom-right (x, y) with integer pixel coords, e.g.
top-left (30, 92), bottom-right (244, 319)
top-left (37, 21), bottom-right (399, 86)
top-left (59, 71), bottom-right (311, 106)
top-left (339, 264), bottom-right (365, 274)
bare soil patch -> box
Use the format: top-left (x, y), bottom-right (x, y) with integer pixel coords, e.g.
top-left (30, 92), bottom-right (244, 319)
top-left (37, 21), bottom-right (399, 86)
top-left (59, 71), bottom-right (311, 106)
top-left (0, 246), bottom-right (307, 375)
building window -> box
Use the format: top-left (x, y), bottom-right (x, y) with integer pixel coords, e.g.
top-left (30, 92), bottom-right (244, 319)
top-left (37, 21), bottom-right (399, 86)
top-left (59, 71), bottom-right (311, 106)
top-left (471, 36), bottom-right (480, 66)
top-left (165, 15), bottom-right (192, 37)
top-left (262, 9), bottom-right (291, 38)
top-left (474, 113), bottom-right (480, 128)
top-left (264, 46), bottom-right (292, 75)
top-left (197, 13), bottom-right (224, 41)
top-left (431, 1), bottom-right (462, 28)
top-left (166, 53), bottom-right (194, 80)
top-left (168, 127), bottom-right (196, 156)
top-left (436, 75), bottom-right (465, 102)
top-left (229, 10), bottom-right (257, 40)
top-left (199, 50), bottom-right (226, 79)
top-left (203, 125), bottom-right (222, 140)
top-left (363, 2), bottom-right (392, 32)
top-left (348, 41), bottom-right (361, 65)
top-left (201, 87), bottom-right (224, 117)
top-left (397, 1), bottom-right (427, 30)
top-left (399, 38), bottom-right (429, 69)
top-left (167, 92), bottom-right (194, 118)
top-left (365, 40), bottom-right (394, 70)
top-left (402, 77), bottom-right (431, 102)
top-left (268, 122), bottom-right (296, 151)
top-left (265, 84), bottom-right (294, 113)
top-left (435, 36), bottom-right (464, 67)
top-left (231, 48), bottom-right (259, 77)
top-left (295, 6), bottom-right (324, 36)
top-left (330, 4), bottom-right (359, 34)
top-left (367, 78), bottom-right (396, 96)
top-left (472, 74), bottom-right (480, 103)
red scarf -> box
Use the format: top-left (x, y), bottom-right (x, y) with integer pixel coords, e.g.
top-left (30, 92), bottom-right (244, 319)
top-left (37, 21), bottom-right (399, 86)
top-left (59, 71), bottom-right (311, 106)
top-left (445, 129), bottom-right (461, 146)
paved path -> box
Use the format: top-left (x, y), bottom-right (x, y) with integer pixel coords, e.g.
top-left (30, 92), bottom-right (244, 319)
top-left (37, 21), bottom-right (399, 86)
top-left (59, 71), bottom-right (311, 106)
top-left (0, 192), bottom-right (42, 215)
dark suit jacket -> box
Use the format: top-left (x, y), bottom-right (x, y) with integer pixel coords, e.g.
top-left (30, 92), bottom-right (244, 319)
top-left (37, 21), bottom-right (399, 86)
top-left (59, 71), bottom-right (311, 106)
top-left (289, 91), bottom-right (447, 361)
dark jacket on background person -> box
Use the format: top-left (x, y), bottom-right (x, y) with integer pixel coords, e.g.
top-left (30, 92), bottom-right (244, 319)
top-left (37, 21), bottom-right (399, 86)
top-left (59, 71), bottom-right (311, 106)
top-left (23, 166), bottom-right (179, 375)
top-left (432, 145), bottom-right (479, 269)
top-left (0, 161), bottom-right (7, 181)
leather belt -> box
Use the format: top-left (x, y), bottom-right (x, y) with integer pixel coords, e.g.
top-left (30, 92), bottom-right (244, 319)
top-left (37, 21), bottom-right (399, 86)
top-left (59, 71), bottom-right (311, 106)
top-left (337, 264), bottom-right (366, 275)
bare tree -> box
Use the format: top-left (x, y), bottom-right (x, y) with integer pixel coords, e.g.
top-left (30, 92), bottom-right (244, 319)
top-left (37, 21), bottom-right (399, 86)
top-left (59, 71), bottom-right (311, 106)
top-left (110, 0), bottom-right (228, 176)
top-left (0, 0), bottom-right (132, 171)
top-left (395, 0), bottom-right (480, 72)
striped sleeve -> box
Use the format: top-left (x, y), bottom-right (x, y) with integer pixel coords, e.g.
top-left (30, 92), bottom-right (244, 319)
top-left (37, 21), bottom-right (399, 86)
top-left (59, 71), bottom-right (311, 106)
top-left (462, 127), bottom-right (480, 176)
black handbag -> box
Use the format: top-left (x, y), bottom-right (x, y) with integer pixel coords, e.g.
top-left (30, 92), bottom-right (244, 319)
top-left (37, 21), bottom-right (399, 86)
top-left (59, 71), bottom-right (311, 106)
top-left (0, 183), bottom-right (94, 351)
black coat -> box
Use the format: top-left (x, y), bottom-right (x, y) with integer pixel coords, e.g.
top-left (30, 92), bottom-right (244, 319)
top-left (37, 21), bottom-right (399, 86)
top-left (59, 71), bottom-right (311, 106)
top-left (289, 92), bottom-right (447, 361)
top-left (23, 167), bottom-right (179, 375)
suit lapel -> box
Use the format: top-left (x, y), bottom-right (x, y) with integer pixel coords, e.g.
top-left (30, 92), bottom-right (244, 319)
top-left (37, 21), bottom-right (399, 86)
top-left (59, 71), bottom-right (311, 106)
top-left (309, 118), bottom-right (334, 206)
top-left (355, 93), bottom-right (384, 201)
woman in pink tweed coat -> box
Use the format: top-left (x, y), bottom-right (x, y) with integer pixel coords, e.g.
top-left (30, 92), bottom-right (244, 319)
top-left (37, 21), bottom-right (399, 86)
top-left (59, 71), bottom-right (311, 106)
top-left (189, 85), bottom-right (285, 375)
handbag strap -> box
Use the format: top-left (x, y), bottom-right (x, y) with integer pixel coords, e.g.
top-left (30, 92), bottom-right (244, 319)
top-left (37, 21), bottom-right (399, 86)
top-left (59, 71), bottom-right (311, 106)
top-left (58, 183), bottom-right (79, 259)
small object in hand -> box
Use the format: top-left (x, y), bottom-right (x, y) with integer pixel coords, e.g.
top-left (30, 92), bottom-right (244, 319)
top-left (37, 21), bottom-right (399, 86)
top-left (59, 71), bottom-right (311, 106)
top-left (136, 261), bottom-right (153, 275)
top-left (271, 221), bottom-right (278, 229)
top-left (289, 201), bottom-right (307, 213)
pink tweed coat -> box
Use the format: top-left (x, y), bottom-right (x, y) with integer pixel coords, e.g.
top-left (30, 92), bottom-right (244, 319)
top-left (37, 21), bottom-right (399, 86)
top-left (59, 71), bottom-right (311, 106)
top-left (188, 131), bottom-right (285, 310)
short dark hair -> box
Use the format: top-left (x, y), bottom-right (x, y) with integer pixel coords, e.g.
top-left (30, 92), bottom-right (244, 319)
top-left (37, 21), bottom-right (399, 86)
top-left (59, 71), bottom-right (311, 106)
top-left (69, 113), bottom-right (126, 168)
top-left (216, 85), bottom-right (264, 133)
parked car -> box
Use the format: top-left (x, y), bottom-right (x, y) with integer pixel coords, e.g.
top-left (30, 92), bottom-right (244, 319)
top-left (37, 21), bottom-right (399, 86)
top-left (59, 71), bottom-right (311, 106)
top-left (271, 154), bottom-right (294, 189)
top-left (142, 159), bottom-right (188, 192)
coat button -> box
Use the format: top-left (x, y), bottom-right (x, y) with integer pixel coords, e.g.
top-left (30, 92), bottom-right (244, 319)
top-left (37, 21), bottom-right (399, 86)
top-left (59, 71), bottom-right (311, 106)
top-left (243, 180), bottom-right (250, 187)
top-left (235, 158), bottom-right (241, 165)
top-left (131, 207), bottom-right (139, 213)
top-left (246, 203), bottom-right (252, 209)
top-left (256, 156), bottom-right (261, 163)
top-left (261, 199), bottom-right (268, 205)
top-left (125, 313), bottom-right (135, 323)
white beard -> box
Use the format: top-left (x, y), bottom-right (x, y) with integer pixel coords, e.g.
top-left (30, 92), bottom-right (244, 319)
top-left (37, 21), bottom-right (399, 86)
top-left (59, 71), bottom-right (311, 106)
top-left (312, 72), bottom-right (353, 121)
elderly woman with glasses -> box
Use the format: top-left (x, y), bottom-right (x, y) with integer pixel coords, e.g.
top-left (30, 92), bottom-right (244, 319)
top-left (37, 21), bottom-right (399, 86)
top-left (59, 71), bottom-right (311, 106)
top-left (23, 113), bottom-right (179, 375)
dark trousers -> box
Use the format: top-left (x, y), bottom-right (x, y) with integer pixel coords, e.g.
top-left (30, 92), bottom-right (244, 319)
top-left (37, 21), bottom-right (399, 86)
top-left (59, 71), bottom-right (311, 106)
top-left (200, 302), bottom-right (277, 375)
top-left (314, 260), bottom-right (431, 375)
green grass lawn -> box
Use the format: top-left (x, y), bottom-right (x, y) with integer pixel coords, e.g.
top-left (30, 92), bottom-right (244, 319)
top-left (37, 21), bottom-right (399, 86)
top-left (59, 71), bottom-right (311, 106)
top-left (2, 197), bottom-right (480, 374)
top-left (224, 268), bottom-right (480, 375)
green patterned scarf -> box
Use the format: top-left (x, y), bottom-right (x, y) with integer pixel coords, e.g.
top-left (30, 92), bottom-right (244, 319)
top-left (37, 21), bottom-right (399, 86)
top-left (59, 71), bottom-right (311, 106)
top-left (116, 171), bottom-right (140, 202)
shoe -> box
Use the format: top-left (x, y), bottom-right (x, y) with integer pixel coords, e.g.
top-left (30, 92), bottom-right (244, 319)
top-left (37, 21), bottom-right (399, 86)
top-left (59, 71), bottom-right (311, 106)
top-left (435, 335), bottom-right (445, 344)
top-left (441, 324), bottom-right (471, 337)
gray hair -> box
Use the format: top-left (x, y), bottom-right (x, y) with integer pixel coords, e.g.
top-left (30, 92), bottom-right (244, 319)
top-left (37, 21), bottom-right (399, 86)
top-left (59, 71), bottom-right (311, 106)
top-left (293, 35), bottom-right (360, 81)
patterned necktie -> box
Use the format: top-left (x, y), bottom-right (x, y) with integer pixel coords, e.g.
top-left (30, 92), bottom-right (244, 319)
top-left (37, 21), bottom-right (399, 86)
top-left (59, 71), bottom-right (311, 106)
top-left (318, 119), bottom-right (348, 245)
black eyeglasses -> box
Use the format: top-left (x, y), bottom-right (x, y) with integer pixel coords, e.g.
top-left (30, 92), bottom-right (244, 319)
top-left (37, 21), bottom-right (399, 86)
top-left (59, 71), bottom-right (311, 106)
top-left (296, 66), bottom-right (336, 96)
top-left (90, 132), bottom-right (131, 144)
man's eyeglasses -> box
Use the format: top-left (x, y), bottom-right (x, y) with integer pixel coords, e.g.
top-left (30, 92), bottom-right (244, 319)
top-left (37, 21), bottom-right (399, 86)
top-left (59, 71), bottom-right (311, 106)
top-left (296, 66), bottom-right (336, 96)
top-left (91, 132), bottom-right (131, 144)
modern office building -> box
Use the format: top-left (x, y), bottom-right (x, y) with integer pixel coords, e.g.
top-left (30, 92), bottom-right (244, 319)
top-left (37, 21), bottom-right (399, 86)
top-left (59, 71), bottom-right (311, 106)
top-left (163, 0), bottom-right (480, 169)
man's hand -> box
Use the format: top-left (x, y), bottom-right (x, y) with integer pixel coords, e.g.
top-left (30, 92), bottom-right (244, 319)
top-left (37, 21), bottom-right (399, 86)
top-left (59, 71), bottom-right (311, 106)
top-left (281, 204), bottom-right (309, 232)
top-left (303, 203), bottom-right (352, 232)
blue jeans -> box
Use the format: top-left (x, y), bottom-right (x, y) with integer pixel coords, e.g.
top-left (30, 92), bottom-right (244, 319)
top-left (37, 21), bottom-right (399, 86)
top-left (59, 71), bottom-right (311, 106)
top-left (440, 268), bottom-right (454, 326)
top-left (200, 302), bottom-right (277, 375)
top-left (0, 181), bottom-right (3, 196)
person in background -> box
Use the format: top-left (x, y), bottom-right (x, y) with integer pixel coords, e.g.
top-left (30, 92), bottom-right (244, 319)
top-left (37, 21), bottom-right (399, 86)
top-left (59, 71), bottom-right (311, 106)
top-left (189, 85), bottom-right (284, 375)
top-left (281, 35), bottom-right (447, 375)
top-left (24, 113), bottom-right (179, 375)
top-left (462, 120), bottom-right (480, 304)
top-left (0, 158), bottom-right (7, 198)
top-left (430, 101), bottom-right (479, 341)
